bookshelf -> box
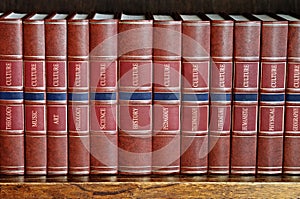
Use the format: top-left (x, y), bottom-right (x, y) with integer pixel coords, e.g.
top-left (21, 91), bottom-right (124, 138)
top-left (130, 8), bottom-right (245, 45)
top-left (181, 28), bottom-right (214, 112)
top-left (0, 0), bottom-right (299, 198)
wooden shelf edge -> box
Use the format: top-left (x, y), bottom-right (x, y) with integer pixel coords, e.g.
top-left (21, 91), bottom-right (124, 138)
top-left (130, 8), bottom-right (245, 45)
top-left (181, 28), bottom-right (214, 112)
top-left (1, 176), bottom-right (300, 198)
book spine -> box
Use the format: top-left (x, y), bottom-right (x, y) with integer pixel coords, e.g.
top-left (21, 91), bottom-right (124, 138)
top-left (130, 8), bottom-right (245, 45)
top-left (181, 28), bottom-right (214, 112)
top-left (0, 17), bottom-right (24, 175)
top-left (67, 18), bottom-right (90, 175)
top-left (209, 20), bottom-right (233, 174)
top-left (90, 18), bottom-right (118, 174)
top-left (181, 20), bottom-right (210, 174)
top-left (257, 21), bottom-right (288, 174)
top-left (23, 16), bottom-right (47, 175)
top-left (118, 19), bottom-right (153, 175)
top-left (284, 20), bottom-right (300, 174)
top-left (45, 17), bottom-right (68, 175)
top-left (153, 20), bottom-right (182, 174)
top-left (231, 21), bottom-right (261, 175)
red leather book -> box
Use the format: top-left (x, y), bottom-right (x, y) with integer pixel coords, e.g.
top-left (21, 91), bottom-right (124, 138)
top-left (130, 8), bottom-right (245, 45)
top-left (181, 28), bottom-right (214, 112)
top-left (90, 13), bottom-right (118, 174)
top-left (277, 14), bottom-right (300, 174)
top-left (23, 13), bottom-right (48, 175)
top-left (45, 13), bottom-right (68, 175)
top-left (253, 14), bottom-right (288, 174)
top-left (0, 12), bottom-right (26, 175)
top-left (118, 14), bottom-right (153, 175)
top-left (180, 14), bottom-right (210, 174)
top-left (67, 13), bottom-right (90, 175)
top-left (229, 15), bottom-right (261, 175)
top-left (206, 14), bottom-right (233, 174)
top-left (153, 15), bottom-right (181, 174)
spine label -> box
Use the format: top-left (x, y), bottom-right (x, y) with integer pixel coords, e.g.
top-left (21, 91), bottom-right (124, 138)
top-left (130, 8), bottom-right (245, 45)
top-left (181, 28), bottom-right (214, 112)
top-left (287, 63), bottom-right (300, 89)
top-left (182, 105), bottom-right (208, 131)
top-left (285, 106), bottom-right (300, 132)
top-left (68, 105), bottom-right (89, 132)
top-left (47, 105), bottom-right (67, 131)
top-left (233, 105), bottom-right (257, 131)
top-left (211, 62), bottom-right (232, 90)
top-left (90, 104), bottom-right (117, 131)
top-left (154, 61), bottom-right (180, 88)
top-left (153, 105), bottom-right (180, 131)
top-left (234, 62), bottom-right (259, 89)
top-left (68, 61), bottom-right (88, 88)
top-left (90, 61), bottom-right (117, 88)
top-left (25, 61), bottom-right (45, 88)
top-left (182, 61), bottom-right (209, 89)
top-left (0, 61), bottom-right (23, 87)
top-left (260, 106), bottom-right (284, 132)
top-left (0, 104), bottom-right (24, 130)
top-left (25, 105), bottom-right (45, 131)
top-left (119, 61), bottom-right (152, 88)
top-left (46, 61), bottom-right (67, 88)
top-left (261, 62), bottom-right (286, 89)
top-left (210, 106), bottom-right (231, 132)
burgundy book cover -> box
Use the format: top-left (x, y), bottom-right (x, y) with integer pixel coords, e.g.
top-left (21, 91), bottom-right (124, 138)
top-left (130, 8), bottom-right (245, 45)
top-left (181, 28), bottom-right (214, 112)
top-left (206, 14), bottom-right (233, 174)
top-left (68, 13), bottom-right (90, 175)
top-left (0, 12), bottom-right (26, 175)
top-left (90, 13), bottom-right (118, 174)
top-left (180, 14), bottom-right (210, 174)
top-left (45, 13), bottom-right (68, 175)
top-left (23, 13), bottom-right (48, 175)
top-left (118, 14), bottom-right (153, 175)
top-left (253, 14), bottom-right (288, 174)
top-left (277, 14), bottom-right (300, 174)
top-left (229, 15), bottom-right (261, 175)
top-left (153, 15), bottom-right (181, 174)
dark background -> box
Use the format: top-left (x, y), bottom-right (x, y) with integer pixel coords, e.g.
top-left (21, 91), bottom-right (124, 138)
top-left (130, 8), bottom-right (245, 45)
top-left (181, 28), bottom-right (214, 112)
top-left (0, 0), bottom-right (298, 14)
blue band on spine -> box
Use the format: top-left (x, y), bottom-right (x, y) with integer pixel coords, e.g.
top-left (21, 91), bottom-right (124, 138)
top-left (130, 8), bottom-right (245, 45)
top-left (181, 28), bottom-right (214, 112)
top-left (0, 92), bottom-right (23, 100)
top-left (210, 93), bottom-right (231, 102)
top-left (260, 94), bottom-right (285, 102)
top-left (90, 92), bottom-right (116, 101)
top-left (119, 92), bottom-right (151, 101)
top-left (286, 94), bottom-right (300, 102)
top-left (47, 93), bottom-right (67, 101)
top-left (182, 93), bottom-right (209, 101)
top-left (68, 93), bottom-right (89, 101)
top-left (233, 94), bottom-right (258, 101)
top-left (24, 93), bottom-right (45, 101)
top-left (154, 93), bottom-right (180, 101)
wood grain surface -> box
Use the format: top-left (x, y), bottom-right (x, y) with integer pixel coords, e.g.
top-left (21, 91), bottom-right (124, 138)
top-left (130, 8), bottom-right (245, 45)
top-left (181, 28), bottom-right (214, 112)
top-left (1, 176), bottom-right (300, 198)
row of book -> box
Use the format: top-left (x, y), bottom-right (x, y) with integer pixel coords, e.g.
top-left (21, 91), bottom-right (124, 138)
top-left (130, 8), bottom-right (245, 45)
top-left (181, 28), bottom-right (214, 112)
top-left (0, 12), bottom-right (299, 176)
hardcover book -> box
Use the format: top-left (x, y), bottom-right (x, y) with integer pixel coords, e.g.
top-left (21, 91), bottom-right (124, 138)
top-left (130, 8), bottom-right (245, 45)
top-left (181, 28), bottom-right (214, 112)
top-left (253, 14), bottom-right (288, 174)
top-left (0, 12), bottom-right (26, 175)
top-left (90, 13), bottom-right (118, 174)
top-left (45, 13), bottom-right (68, 175)
top-left (277, 14), bottom-right (300, 174)
top-left (229, 14), bottom-right (261, 175)
top-left (67, 13), bottom-right (90, 175)
top-left (152, 14), bottom-right (182, 174)
top-left (118, 14), bottom-right (153, 175)
top-left (180, 14), bottom-right (210, 174)
top-left (206, 14), bottom-right (234, 174)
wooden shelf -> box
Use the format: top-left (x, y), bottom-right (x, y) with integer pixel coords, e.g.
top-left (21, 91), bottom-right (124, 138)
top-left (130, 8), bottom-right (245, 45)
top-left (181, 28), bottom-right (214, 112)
top-left (1, 175), bottom-right (300, 198)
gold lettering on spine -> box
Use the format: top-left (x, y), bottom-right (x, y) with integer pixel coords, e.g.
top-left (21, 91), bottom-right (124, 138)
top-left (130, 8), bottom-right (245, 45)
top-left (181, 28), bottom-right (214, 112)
top-left (191, 107), bottom-right (198, 131)
top-left (294, 65), bottom-right (300, 88)
top-left (99, 63), bottom-right (106, 87)
top-left (293, 108), bottom-right (299, 131)
top-left (162, 107), bottom-right (169, 130)
top-left (52, 64), bottom-right (59, 87)
top-left (5, 106), bottom-right (12, 130)
top-left (53, 114), bottom-right (59, 125)
top-left (219, 64), bottom-right (225, 88)
top-left (132, 108), bottom-right (139, 129)
top-left (75, 107), bottom-right (81, 131)
top-left (243, 64), bottom-right (249, 88)
top-left (192, 64), bottom-right (199, 88)
top-left (269, 108), bottom-right (275, 131)
top-left (31, 63), bottom-right (37, 87)
top-left (5, 63), bottom-right (12, 86)
top-left (32, 110), bottom-right (38, 128)
top-left (75, 63), bottom-right (81, 87)
top-left (217, 107), bottom-right (224, 131)
top-left (271, 65), bottom-right (277, 88)
top-left (132, 63), bottom-right (139, 86)
top-left (242, 107), bottom-right (248, 131)
top-left (99, 108), bottom-right (106, 130)
top-left (164, 64), bottom-right (170, 87)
